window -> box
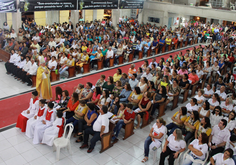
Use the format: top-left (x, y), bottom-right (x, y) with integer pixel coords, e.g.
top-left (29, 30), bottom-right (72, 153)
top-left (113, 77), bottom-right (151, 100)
top-left (148, 17), bottom-right (160, 23)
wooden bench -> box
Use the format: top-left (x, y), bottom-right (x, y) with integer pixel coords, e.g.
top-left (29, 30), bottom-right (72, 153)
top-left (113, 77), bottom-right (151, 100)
top-left (175, 43), bottom-right (178, 50)
top-left (171, 95), bottom-right (179, 110)
top-left (138, 49), bottom-right (143, 59)
top-left (51, 71), bottom-right (60, 82)
top-left (155, 47), bottom-right (159, 54)
top-left (68, 66), bottom-right (76, 78)
top-left (179, 41), bottom-right (183, 48)
top-left (118, 55), bottom-right (124, 65)
top-left (83, 63), bottom-right (90, 74)
top-left (185, 40), bottom-right (188, 47)
top-left (109, 58), bottom-right (114, 67)
top-left (100, 122), bottom-right (114, 153)
top-left (31, 75), bottom-right (36, 87)
top-left (182, 89), bottom-right (189, 103)
top-left (158, 101), bottom-right (167, 117)
top-left (141, 105), bottom-right (153, 128)
top-left (162, 43), bottom-right (166, 53)
top-left (0, 48), bottom-right (10, 62)
top-left (123, 120), bottom-right (134, 140)
top-left (97, 58), bottom-right (103, 70)
top-left (147, 47), bottom-right (152, 57)
top-left (129, 52), bottom-right (134, 62)
top-left (168, 44), bottom-right (171, 51)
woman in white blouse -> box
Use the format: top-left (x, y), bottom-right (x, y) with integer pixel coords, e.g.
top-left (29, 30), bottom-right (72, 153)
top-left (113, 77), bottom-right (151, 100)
top-left (198, 100), bottom-right (210, 119)
top-left (210, 148), bottom-right (234, 165)
top-left (159, 129), bottom-right (186, 165)
top-left (210, 106), bottom-right (223, 128)
top-left (221, 97), bottom-right (234, 117)
top-left (209, 93), bottom-right (221, 111)
top-left (224, 111), bottom-right (236, 132)
top-left (186, 98), bottom-right (199, 115)
top-left (137, 77), bottom-right (148, 93)
top-left (97, 90), bottom-right (111, 108)
top-left (59, 52), bottom-right (68, 65)
top-left (182, 133), bottom-right (209, 165)
top-left (194, 89), bottom-right (205, 106)
top-left (141, 118), bottom-right (167, 163)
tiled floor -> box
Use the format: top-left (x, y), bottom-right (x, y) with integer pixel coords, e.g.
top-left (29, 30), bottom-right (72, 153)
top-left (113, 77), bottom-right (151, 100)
top-left (0, 100), bottom-right (190, 165)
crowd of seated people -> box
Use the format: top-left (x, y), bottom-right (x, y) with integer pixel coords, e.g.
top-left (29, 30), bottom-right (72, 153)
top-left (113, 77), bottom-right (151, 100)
top-left (3, 16), bottom-right (236, 86)
top-left (11, 17), bottom-right (236, 164)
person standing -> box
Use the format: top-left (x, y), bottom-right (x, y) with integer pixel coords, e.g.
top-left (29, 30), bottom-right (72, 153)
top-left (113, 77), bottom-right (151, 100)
top-left (36, 58), bottom-right (52, 100)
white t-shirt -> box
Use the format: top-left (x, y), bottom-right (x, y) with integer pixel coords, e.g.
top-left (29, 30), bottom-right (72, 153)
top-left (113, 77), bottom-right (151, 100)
top-left (194, 95), bottom-right (205, 105)
top-left (60, 57), bottom-right (68, 65)
top-left (106, 50), bottom-right (114, 58)
top-left (224, 117), bottom-right (236, 131)
top-left (48, 60), bottom-right (57, 71)
top-left (210, 114), bottom-right (223, 128)
top-left (211, 125), bottom-right (230, 145)
top-left (93, 113), bottom-right (109, 133)
top-left (189, 139), bottom-right (208, 160)
top-left (212, 153), bottom-right (234, 165)
top-left (208, 99), bottom-right (219, 107)
top-left (152, 124), bottom-right (167, 142)
top-left (204, 88), bottom-right (214, 97)
top-left (186, 103), bottom-right (198, 113)
top-left (167, 134), bottom-right (186, 152)
top-left (99, 96), bottom-right (111, 105)
top-left (216, 90), bottom-right (227, 100)
top-left (196, 70), bottom-right (204, 79)
top-left (199, 107), bottom-right (210, 118)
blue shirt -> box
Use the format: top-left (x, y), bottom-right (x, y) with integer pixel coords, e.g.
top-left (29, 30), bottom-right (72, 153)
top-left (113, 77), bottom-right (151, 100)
top-left (159, 39), bottom-right (165, 45)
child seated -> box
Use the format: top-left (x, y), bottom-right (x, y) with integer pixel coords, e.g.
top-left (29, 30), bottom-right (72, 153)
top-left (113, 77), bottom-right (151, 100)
top-left (110, 102), bottom-right (126, 124)
top-left (112, 104), bottom-right (135, 143)
top-left (42, 111), bottom-right (64, 146)
top-left (16, 91), bottom-right (39, 132)
top-left (25, 99), bottom-right (47, 138)
top-left (33, 102), bottom-right (56, 144)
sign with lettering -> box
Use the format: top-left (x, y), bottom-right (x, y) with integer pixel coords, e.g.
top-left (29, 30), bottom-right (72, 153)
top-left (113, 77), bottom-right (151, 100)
top-left (119, 0), bottom-right (144, 9)
top-left (78, 0), bottom-right (118, 10)
top-left (19, 0), bottom-right (77, 12)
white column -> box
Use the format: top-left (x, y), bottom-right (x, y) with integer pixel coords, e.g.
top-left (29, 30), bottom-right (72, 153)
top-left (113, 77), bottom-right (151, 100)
top-left (0, 13), bottom-right (6, 29)
top-left (138, 10), bottom-right (143, 23)
top-left (93, 9), bottom-right (97, 21)
top-left (46, 11), bottom-right (59, 25)
top-left (112, 9), bottom-right (120, 27)
top-left (70, 10), bottom-right (79, 26)
top-left (12, 0), bottom-right (21, 32)
top-left (163, 11), bottom-right (168, 26)
top-left (218, 19), bottom-right (223, 25)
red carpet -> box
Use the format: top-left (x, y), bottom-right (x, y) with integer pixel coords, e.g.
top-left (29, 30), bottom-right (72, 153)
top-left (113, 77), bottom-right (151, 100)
top-left (0, 48), bottom-right (191, 129)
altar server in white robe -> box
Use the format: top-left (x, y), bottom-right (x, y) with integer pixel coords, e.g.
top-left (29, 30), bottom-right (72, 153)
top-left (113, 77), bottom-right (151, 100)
top-left (16, 91), bottom-right (39, 132)
top-left (25, 99), bottom-right (47, 138)
top-left (33, 101), bottom-right (56, 144)
top-left (42, 111), bottom-right (64, 146)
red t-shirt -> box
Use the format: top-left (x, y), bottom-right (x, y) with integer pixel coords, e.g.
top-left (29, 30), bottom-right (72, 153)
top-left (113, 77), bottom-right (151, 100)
top-left (124, 109), bottom-right (135, 121)
top-left (67, 99), bottom-right (79, 111)
top-left (188, 73), bottom-right (199, 84)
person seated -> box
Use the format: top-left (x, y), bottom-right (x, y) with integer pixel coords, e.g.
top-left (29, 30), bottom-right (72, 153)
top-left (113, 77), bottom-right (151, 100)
top-left (112, 80), bottom-right (123, 96)
top-left (186, 98), bottom-right (199, 114)
top-left (159, 129), bottom-right (186, 165)
top-left (216, 86), bottom-right (227, 101)
top-left (104, 46), bottom-right (114, 67)
top-left (47, 56), bottom-right (57, 71)
top-left (128, 86), bottom-right (142, 110)
top-left (88, 87), bottom-right (101, 105)
top-left (102, 76), bottom-right (115, 93)
top-left (209, 148), bottom-right (234, 165)
top-left (113, 69), bottom-right (122, 83)
top-left (224, 111), bottom-right (236, 133)
top-left (63, 92), bottom-right (80, 119)
top-left (203, 84), bottom-right (214, 99)
top-left (108, 96), bottom-right (120, 115)
top-left (112, 104), bottom-right (135, 143)
top-left (56, 90), bottom-right (70, 112)
top-left (89, 47), bottom-right (99, 70)
top-left (188, 70), bottom-right (199, 85)
top-left (80, 105), bottom-right (109, 153)
top-left (95, 74), bottom-right (106, 87)
top-left (97, 90), bottom-right (111, 108)
top-left (141, 67), bottom-right (153, 81)
top-left (76, 50), bottom-right (89, 68)
top-left (166, 79), bottom-right (180, 105)
top-left (210, 106), bottom-right (223, 127)
top-left (179, 74), bottom-right (190, 93)
top-left (76, 103), bottom-right (99, 143)
top-left (141, 117), bottom-right (167, 163)
top-left (194, 89), bottom-right (205, 106)
top-left (16, 91), bottom-right (39, 132)
top-left (73, 84), bottom-right (84, 95)
top-left (198, 100), bottom-right (211, 119)
top-left (128, 64), bottom-right (137, 79)
top-left (25, 99), bottom-right (47, 138)
top-left (33, 101), bottom-right (56, 144)
top-left (124, 43), bottom-right (133, 61)
top-left (226, 135), bottom-right (236, 164)
top-left (209, 119), bottom-right (231, 157)
top-left (209, 93), bottom-right (221, 110)
top-left (182, 133), bottom-right (209, 165)
top-left (134, 92), bottom-right (152, 129)
top-left (119, 83), bottom-right (132, 103)
top-left (114, 44), bottom-right (123, 65)
top-left (79, 82), bottom-right (93, 102)
top-left (41, 111), bottom-right (64, 146)
top-left (195, 116), bottom-right (212, 139)
top-left (65, 100), bottom-right (88, 135)
top-left (59, 55), bottom-right (75, 77)
top-left (213, 76), bottom-right (225, 92)
top-left (120, 73), bottom-right (129, 87)
top-left (182, 111), bottom-right (200, 142)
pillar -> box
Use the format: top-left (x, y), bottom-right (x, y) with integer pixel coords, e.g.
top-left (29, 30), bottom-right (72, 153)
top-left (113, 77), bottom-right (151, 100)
top-left (137, 10), bottom-right (143, 23)
top-left (93, 9), bottom-right (97, 21)
top-left (112, 9), bottom-right (120, 26)
top-left (46, 11), bottom-right (59, 26)
top-left (60, 10), bottom-right (69, 24)
top-left (218, 19), bottom-right (223, 25)
top-left (12, 10), bottom-right (21, 32)
top-left (97, 9), bottom-right (104, 21)
top-left (7, 13), bottom-right (12, 28)
top-left (163, 11), bottom-right (168, 26)
top-left (0, 13), bottom-right (6, 29)
top-left (70, 10), bottom-right (80, 26)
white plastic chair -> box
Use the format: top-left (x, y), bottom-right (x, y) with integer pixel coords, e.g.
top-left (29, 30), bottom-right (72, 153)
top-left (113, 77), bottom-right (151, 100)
top-left (183, 149), bottom-right (209, 165)
top-left (53, 123), bottom-right (74, 160)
